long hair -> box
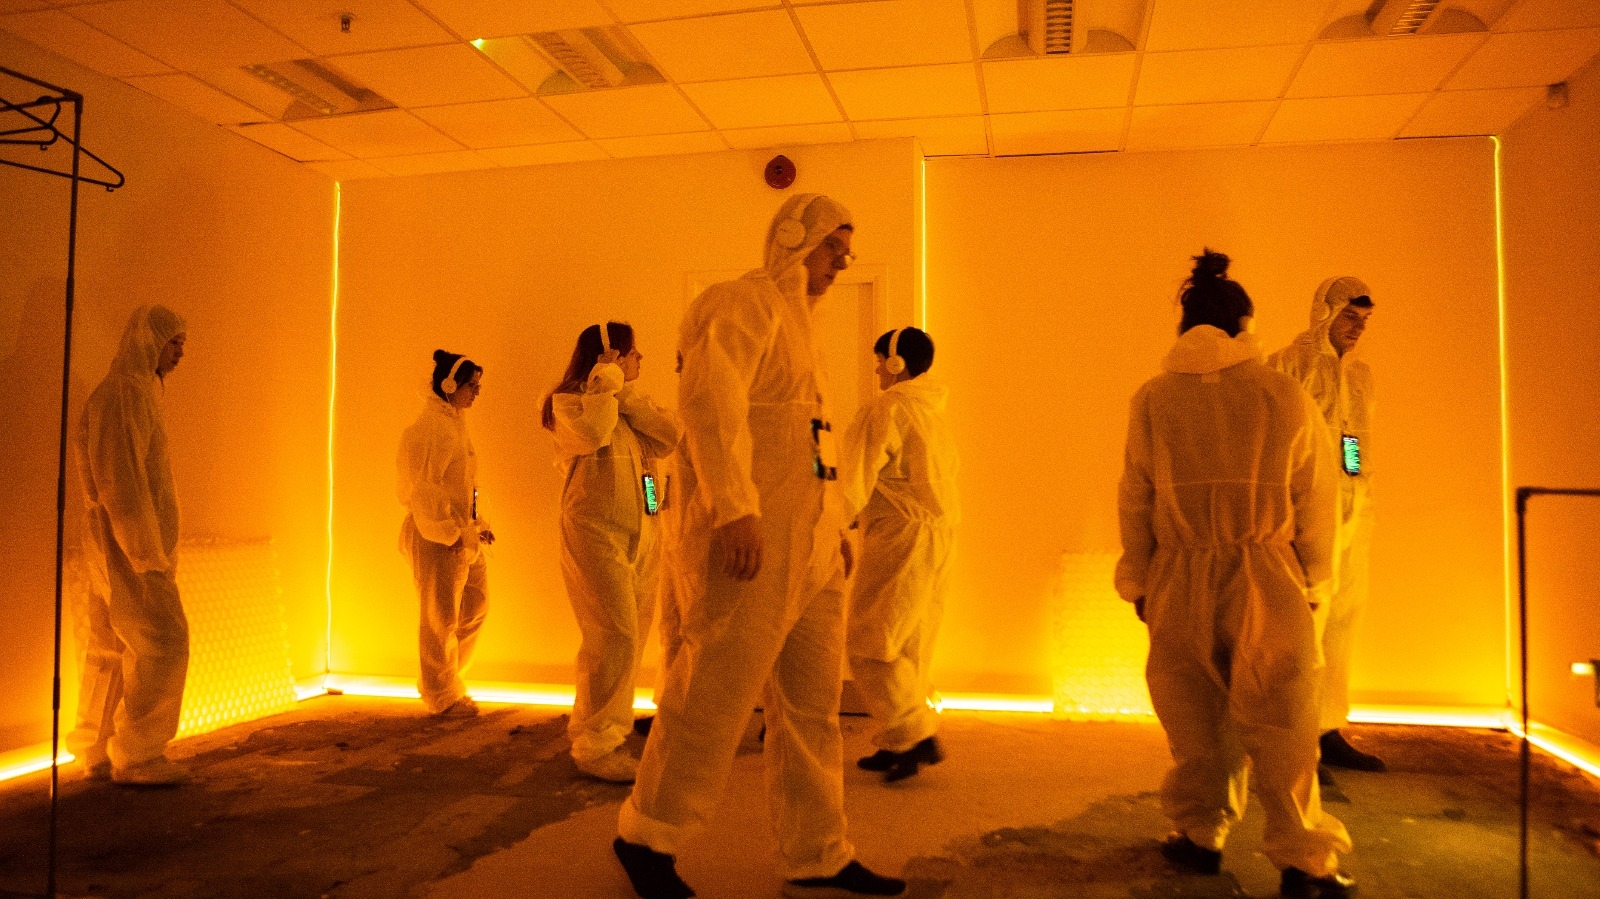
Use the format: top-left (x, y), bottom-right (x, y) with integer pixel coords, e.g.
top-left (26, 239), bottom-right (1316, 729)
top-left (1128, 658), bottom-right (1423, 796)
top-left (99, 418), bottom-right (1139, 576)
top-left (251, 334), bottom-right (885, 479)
top-left (541, 322), bottom-right (635, 430)
top-left (1178, 248), bottom-right (1253, 337)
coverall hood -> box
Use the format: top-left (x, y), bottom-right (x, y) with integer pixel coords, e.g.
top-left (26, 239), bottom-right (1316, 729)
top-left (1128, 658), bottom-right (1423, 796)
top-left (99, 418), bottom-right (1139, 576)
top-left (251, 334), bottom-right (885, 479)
top-left (1303, 276), bottom-right (1370, 354)
top-left (761, 193), bottom-right (853, 294)
top-left (1163, 325), bottom-right (1263, 375)
top-left (888, 374), bottom-right (950, 411)
top-left (112, 305), bottom-right (186, 380)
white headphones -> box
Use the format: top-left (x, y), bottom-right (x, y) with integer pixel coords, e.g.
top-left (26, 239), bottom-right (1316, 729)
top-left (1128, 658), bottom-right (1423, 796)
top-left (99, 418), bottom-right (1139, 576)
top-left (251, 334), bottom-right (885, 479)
top-left (773, 194), bottom-right (820, 250)
top-left (883, 328), bottom-right (906, 375)
top-left (440, 356), bottom-right (469, 395)
top-left (597, 323), bottom-right (611, 353)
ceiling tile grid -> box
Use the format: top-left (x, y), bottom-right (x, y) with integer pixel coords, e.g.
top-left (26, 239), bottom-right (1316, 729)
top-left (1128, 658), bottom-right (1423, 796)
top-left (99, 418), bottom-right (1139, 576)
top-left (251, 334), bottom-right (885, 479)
top-left (3, 0), bottom-right (1600, 176)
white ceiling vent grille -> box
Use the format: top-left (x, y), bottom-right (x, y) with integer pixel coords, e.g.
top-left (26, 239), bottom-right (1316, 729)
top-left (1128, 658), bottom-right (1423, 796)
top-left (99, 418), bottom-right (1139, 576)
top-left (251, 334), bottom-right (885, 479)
top-left (1022, 0), bottom-right (1075, 56)
top-left (1370, 0), bottom-right (1443, 36)
top-left (236, 60), bottom-right (393, 120)
top-left (527, 27), bottom-right (665, 94)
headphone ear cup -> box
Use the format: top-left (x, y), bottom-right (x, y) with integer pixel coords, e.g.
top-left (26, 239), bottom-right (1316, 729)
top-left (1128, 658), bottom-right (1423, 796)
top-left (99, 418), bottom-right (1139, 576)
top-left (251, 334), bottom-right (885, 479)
top-left (774, 218), bottom-right (806, 249)
top-left (885, 355), bottom-right (905, 375)
top-left (441, 378), bottom-right (457, 395)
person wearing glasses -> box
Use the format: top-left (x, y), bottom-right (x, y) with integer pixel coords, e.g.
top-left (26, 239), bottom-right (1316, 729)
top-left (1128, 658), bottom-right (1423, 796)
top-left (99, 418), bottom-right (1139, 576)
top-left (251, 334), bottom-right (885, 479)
top-left (613, 195), bottom-right (905, 899)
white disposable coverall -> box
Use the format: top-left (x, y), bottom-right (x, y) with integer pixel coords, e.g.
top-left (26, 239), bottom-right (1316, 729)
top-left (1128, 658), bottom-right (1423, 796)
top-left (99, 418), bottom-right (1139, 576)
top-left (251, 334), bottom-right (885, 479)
top-left (397, 392), bottom-right (488, 714)
top-left (619, 194), bottom-right (857, 880)
top-left (1116, 324), bottom-right (1351, 877)
top-left (840, 374), bottom-right (960, 753)
top-left (1269, 276), bottom-right (1375, 733)
top-left (68, 305), bottom-right (189, 772)
top-left (553, 361), bottom-right (681, 763)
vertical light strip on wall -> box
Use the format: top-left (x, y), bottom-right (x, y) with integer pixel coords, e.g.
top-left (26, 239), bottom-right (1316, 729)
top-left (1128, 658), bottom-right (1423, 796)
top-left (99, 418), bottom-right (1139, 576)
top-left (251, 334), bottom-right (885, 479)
top-left (1492, 136), bottom-right (1516, 714)
top-left (325, 182), bottom-right (341, 683)
top-left (919, 155), bottom-right (928, 329)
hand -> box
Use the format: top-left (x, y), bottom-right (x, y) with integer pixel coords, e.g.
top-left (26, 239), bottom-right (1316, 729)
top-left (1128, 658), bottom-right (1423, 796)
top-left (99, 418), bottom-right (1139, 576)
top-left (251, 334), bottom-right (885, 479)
top-left (597, 349), bottom-right (621, 366)
top-left (479, 528), bottom-right (496, 546)
top-left (840, 534), bottom-right (855, 578)
top-left (1134, 597), bottom-right (1146, 623)
top-left (714, 514), bottom-right (763, 581)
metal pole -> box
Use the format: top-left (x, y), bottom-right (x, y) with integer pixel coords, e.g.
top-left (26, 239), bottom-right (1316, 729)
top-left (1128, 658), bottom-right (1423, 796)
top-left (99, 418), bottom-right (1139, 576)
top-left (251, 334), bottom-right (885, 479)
top-left (1516, 487), bottom-right (1530, 899)
top-left (47, 87), bottom-right (85, 899)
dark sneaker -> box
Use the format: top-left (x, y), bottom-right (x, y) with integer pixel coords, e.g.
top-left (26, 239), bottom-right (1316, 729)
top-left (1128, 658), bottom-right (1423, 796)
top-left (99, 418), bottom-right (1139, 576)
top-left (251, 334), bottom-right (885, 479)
top-left (633, 715), bottom-right (654, 737)
top-left (1281, 866), bottom-right (1356, 898)
top-left (783, 860), bottom-right (905, 897)
top-left (856, 750), bottom-right (897, 772)
top-left (613, 836), bottom-right (695, 899)
top-left (1320, 729), bottom-right (1386, 772)
top-left (884, 736), bottom-right (944, 783)
top-left (1160, 832), bottom-right (1222, 875)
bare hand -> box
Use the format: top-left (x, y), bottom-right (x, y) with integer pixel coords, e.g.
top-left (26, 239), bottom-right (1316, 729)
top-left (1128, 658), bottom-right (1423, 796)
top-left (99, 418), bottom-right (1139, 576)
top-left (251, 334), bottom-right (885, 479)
top-left (714, 514), bottom-right (763, 581)
top-left (1134, 597), bottom-right (1146, 623)
top-left (840, 534), bottom-right (854, 578)
top-left (479, 528), bottom-right (496, 546)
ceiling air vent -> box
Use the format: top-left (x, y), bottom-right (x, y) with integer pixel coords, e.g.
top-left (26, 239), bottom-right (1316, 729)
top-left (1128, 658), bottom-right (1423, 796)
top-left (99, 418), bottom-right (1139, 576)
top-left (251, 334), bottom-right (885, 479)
top-left (1370, 0), bottom-right (1442, 35)
top-left (525, 27), bottom-right (665, 94)
top-left (1021, 0), bottom-right (1074, 55)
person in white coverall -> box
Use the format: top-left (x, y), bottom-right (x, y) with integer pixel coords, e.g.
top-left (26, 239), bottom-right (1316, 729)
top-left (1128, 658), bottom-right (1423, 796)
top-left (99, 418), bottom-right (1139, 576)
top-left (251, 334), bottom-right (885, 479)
top-left (543, 322), bottom-right (680, 783)
top-left (68, 305), bottom-right (191, 786)
top-left (1116, 250), bottom-right (1355, 899)
top-left (613, 195), bottom-right (906, 899)
top-left (1270, 277), bottom-right (1382, 773)
top-left (397, 350), bottom-right (494, 718)
top-left (840, 326), bottom-right (959, 784)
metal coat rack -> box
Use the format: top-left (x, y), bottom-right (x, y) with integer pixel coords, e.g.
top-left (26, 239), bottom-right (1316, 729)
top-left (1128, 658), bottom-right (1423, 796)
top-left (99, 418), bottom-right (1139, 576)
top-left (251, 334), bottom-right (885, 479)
top-left (1, 63), bottom-right (125, 899)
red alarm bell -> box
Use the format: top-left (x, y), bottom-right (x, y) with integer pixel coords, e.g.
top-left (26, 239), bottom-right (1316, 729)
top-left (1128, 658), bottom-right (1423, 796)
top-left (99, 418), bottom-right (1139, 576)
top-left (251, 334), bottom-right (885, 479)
top-left (764, 154), bottom-right (796, 190)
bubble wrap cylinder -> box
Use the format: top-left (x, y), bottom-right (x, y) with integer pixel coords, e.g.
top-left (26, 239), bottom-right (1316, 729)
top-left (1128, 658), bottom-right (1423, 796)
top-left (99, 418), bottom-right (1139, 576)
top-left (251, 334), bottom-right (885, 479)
top-left (173, 538), bottom-right (297, 738)
top-left (1050, 551), bottom-right (1155, 719)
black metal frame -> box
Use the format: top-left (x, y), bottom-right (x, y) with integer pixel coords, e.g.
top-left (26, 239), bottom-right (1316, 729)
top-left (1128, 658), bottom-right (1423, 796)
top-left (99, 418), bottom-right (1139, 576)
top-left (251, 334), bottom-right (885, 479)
top-left (1, 64), bottom-right (124, 899)
top-left (1514, 486), bottom-right (1600, 899)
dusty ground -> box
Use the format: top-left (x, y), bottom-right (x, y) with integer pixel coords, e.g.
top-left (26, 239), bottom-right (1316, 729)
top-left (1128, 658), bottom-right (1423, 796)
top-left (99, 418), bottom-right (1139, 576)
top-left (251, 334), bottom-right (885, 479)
top-left (0, 696), bottom-right (1596, 898)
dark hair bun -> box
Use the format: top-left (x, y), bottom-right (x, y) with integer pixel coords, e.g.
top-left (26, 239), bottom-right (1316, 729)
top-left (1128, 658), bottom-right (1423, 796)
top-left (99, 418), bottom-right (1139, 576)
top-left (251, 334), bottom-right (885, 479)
top-left (433, 349), bottom-right (453, 364)
top-left (1191, 248), bottom-right (1230, 280)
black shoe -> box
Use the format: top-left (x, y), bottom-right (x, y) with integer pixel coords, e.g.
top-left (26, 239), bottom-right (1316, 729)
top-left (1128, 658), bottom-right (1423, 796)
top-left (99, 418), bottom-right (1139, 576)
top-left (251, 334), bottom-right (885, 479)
top-left (884, 736), bottom-right (944, 783)
top-left (783, 860), bottom-right (906, 897)
top-left (613, 836), bottom-right (695, 899)
top-left (1320, 729), bottom-right (1386, 772)
top-left (1281, 866), bottom-right (1356, 898)
top-left (633, 715), bottom-right (654, 737)
top-left (1160, 833), bottom-right (1222, 875)
top-left (856, 750), bottom-right (897, 772)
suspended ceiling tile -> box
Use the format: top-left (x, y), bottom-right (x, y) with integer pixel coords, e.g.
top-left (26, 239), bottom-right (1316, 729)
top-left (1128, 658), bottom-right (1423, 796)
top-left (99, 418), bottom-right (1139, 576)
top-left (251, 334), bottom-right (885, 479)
top-left (370, 149), bottom-right (494, 176)
top-left (228, 122), bottom-right (350, 161)
top-left (413, 97), bottom-right (583, 148)
top-left (830, 63), bottom-right (981, 120)
top-left (720, 121), bottom-right (853, 149)
top-left (1494, 0), bottom-right (1600, 32)
top-left (988, 107), bottom-right (1125, 155)
top-left (1261, 93), bottom-right (1430, 143)
top-left (478, 140), bottom-right (609, 167)
top-left (1145, 0), bottom-right (1329, 51)
top-left (1125, 100), bottom-right (1277, 151)
top-left (681, 73), bottom-right (838, 129)
top-left (542, 84), bottom-right (710, 138)
top-left (796, 0), bottom-right (972, 71)
top-left (1288, 33), bottom-right (1488, 98)
top-left (1398, 85), bottom-right (1546, 137)
top-left (229, 0), bottom-right (459, 57)
top-left (0, 10), bottom-right (171, 77)
top-left (323, 44), bottom-right (528, 109)
top-left (291, 108), bottom-right (462, 156)
top-left (68, 0), bottom-right (310, 71)
top-left (982, 53), bottom-right (1137, 114)
top-left (608, 1), bottom-right (781, 22)
top-left (0, 1), bottom-right (52, 12)
top-left (1446, 27), bottom-right (1600, 90)
top-left (596, 130), bottom-right (728, 158)
top-left (123, 72), bottom-right (272, 124)
top-left (411, 0), bottom-right (615, 39)
top-left (629, 10), bottom-right (814, 83)
top-left (305, 157), bottom-right (390, 180)
top-left (852, 115), bottom-right (988, 155)
top-left (1135, 45), bottom-right (1305, 105)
